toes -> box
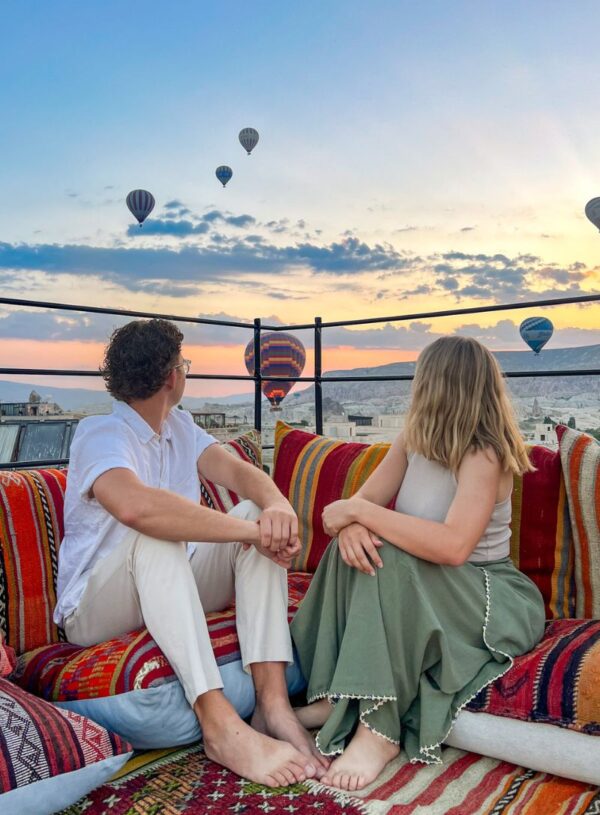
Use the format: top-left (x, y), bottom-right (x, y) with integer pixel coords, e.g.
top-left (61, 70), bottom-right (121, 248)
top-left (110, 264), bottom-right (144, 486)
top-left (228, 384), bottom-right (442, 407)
top-left (287, 761), bottom-right (307, 783)
top-left (281, 766), bottom-right (297, 786)
top-left (357, 775), bottom-right (366, 790)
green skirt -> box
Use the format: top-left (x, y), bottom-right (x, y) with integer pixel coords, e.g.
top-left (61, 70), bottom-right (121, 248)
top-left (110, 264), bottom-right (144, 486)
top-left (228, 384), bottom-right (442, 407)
top-left (290, 540), bottom-right (545, 764)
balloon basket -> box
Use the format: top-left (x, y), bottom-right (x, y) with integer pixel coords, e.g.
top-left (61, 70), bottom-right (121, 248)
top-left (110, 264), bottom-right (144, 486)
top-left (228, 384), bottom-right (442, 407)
top-left (269, 406), bottom-right (283, 412)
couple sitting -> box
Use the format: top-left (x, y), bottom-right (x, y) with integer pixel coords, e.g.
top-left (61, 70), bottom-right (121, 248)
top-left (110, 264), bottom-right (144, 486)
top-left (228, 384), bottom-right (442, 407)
top-left (54, 318), bottom-right (545, 792)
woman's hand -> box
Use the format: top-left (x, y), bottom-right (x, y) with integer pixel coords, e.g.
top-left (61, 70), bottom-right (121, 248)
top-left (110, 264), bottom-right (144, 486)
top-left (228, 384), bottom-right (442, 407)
top-left (322, 498), bottom-right (360, 536)
top-left (337, 523), bottom-right (383, 576)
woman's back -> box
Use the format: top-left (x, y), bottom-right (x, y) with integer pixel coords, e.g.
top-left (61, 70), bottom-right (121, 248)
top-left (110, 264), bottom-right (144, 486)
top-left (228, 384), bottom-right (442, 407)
top-left (394, 452), bottom-right (511, 564)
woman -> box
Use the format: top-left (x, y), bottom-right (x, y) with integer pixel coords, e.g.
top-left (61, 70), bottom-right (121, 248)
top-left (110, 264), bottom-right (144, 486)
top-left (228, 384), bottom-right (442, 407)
top-left (291, 336), bottom-right (546, 792)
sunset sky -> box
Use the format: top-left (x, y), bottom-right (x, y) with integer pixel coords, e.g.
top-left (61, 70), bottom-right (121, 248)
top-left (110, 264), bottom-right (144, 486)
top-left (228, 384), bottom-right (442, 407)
top-left (1, 1), bottom-right (599, 398)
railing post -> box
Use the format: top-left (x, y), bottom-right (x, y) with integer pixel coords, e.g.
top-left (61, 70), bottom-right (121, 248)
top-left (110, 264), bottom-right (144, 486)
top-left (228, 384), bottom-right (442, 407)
top-left (253, 318), bottom-right (262, 433)
top-left (315, 316), bottom-right (323, 435)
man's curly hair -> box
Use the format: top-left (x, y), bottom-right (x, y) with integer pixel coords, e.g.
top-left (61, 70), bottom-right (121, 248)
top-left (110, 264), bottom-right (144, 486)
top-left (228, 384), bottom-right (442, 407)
top-left (101, 319), bottom-right (184, 402)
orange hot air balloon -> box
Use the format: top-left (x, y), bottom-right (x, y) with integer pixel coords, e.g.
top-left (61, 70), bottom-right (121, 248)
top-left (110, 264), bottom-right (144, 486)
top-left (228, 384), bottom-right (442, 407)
top-left (244, 332), bottom-right (306, 410)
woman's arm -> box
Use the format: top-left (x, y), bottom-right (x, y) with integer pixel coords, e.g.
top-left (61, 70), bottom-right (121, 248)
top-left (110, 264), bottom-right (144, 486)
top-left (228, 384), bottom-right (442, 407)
top-left (324, 447), bottom-right (504, 567)
top-left (354, 431), bottom-right (409, 506)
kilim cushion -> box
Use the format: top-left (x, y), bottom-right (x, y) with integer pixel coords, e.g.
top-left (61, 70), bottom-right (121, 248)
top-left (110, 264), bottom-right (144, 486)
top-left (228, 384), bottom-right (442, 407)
top-left (558, 426), bottom-right (600, 618)
top-left (511, 439), bottom-right (576, 619)
top-left (14, 571), bottom-right (311, 701)
top-left (0, 469), bottom-right (66, 655)
top-left (272, 422), bottom-right (390, 572)
top-left (199, 430), bottom-right (262, 512)
top-left (272, 423), bottom-right (575, 619)
top-left (0, 632), bottom-right (15, 678)
top-left (0, 677), bottom-right (132, 815)
top-left (467, 618), bottom-right (600, 735)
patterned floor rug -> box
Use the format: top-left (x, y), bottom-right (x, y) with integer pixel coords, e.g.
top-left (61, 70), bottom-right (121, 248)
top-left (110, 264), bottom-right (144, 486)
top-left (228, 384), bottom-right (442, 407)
top-left (58, 743), bottom-right (600, 815)
top-left (311, 746), bottom-right (600, 815)
top-left (58, 743), bottom-right (364, 814)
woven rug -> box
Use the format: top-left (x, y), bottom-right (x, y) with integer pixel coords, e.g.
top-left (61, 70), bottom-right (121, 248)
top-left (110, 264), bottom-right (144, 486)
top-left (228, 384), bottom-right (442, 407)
top-left (312, 746), bottom-right (600, 815)
top-left (58, 743), bottom-right (364, 814)
top-left (58, 743), bottom-right (600, 815)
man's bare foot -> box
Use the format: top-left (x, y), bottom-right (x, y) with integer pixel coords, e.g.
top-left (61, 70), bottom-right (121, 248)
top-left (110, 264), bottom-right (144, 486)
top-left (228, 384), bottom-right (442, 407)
top-left (294, 698), bottom-right (333, 729)
top-left (252, 699), bottom-right (331, 777)
top-left (196, 691), bottom-right (317, 787)
top-left (321, 723), bottom-right (399, 791)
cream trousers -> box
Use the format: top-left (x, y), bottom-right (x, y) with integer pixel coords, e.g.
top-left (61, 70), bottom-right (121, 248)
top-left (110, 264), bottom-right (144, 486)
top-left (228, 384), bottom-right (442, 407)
top-left (64, 500), bottom-right (293, 706)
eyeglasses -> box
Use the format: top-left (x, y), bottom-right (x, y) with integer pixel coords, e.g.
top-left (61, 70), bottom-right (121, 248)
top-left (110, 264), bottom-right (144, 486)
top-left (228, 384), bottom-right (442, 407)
top-left (173, 359), bottom-right (191, 375)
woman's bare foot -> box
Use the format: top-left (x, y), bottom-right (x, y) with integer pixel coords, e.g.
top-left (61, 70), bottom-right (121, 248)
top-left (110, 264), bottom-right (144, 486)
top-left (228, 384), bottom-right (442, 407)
top-left (196, 691), bottom-right (317, 787)
top-left (252, 698), bottom-right (331, 777)
top-left (294, 698), bottom-right (333, 729)
top-left (321, 724), bottom-right (399, 791)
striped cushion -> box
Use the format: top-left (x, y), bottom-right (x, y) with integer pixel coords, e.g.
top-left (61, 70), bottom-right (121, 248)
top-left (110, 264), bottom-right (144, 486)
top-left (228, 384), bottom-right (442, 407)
top-left (467, 618), bottom-right (600, 734)
top-left (13, 571), bottom-right (312, 702)
top-left (511, 442), bottom-right (575, 619)
top-left (0, 633), bottom-right (15, 679)
top-left (272, 422), bottom-right (390, 572)
top-left (273, 423), bottom-right (575, 617)
top-left (0, 677), bottom-right (131, 795)
top-left (199, 430), bottom-right (262, 512)
top-left (558, 426), bottom-right (600, 618)
top-left (0, 469), bottom-right (66, 655)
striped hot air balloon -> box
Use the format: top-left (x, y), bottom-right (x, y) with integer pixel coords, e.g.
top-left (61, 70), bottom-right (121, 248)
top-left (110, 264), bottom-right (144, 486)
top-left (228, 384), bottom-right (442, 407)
top-left (216, 166), bottom-right (233, 187)
top-left (585, 197), bottom-right (600, 232)
top-left (244, 332), bottom-right (306, 410)
top-left (126, 189), bottom-right (155, 227)
top-left (519, 316), bottom-right (554, 354)
top-left (239, 128), bottom-right (259, 155)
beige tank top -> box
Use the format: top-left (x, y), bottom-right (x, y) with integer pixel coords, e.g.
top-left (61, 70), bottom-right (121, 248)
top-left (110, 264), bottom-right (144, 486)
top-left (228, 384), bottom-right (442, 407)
top-left (393, 452), bottom-right (511, 564)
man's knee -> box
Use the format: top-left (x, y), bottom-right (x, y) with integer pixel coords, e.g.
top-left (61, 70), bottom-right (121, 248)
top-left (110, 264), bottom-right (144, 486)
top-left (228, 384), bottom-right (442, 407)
top-left (131, 533), bottom-right (188, 566)
top-left (228, 499), bottom-right (261, 522)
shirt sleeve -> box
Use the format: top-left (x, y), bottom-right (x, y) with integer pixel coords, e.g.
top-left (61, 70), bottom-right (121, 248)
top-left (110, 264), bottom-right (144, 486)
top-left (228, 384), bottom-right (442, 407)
top-left (70, 420), bottom-right (138, 501)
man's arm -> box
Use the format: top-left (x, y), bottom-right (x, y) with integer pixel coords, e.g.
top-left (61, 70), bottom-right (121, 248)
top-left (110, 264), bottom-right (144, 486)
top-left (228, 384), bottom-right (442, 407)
top-left (198, 444), bottom-right (299, 554)
top-left (93, 467), bottom-right (261, 545)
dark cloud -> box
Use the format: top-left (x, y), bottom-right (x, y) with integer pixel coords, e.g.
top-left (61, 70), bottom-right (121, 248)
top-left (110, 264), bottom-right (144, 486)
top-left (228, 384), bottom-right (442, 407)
top-left (460, 226), bottom-right (476, 232)
top-left (126, 219), bottom-right (210, 237)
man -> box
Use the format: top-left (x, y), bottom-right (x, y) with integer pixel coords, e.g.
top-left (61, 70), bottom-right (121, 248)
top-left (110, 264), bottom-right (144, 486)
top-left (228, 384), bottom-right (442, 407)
top-left (54, 318), bottom-right (327, 787)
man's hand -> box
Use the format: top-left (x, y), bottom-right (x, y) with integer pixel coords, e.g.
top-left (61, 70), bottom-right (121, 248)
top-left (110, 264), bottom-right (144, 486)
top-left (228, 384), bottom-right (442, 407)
top-left (337, 523), bottom-right (383, 576)
top-left (258, 501), bottom-right (300, 556)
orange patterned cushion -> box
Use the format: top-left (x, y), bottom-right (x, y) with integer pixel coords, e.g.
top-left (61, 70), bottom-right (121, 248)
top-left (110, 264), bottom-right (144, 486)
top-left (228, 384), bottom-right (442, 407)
top-left (0, 469), bottom-right (66, 655)
top-left (272, 422), bottom-right (391, 572)
top-left (14, 571), bottom-right (312, 701)
top-left (558, 426), bottom-right (600, 618)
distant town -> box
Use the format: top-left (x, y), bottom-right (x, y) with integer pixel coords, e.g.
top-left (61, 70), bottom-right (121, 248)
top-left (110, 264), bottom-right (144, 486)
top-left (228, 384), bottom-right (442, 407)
top-left (1, 343), bottom-right (598, 468)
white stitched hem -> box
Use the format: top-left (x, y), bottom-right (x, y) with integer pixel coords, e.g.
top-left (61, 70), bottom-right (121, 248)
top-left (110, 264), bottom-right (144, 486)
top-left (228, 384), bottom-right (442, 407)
top-left (411, 566), bottom-right (515, 766)
top-left (307, 689), bottom-right (400, 755)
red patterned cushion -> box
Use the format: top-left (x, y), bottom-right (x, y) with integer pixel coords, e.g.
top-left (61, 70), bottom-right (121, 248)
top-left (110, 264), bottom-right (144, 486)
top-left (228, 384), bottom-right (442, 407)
top-left (511, 441), bottom-right (576, 619)
top-left (200, 430), bottom-right (262, 512)
top-left (467, 619), bottom-right (600, 734)
top-left (0, 632), bottom-right (15, 678)
top-left (14, 571), bottom-right (312, 702)
top-left (0, 469), bottom-right (66, 655)
top-left (0, 677), bottom-right (131, 794)
top-left (272, 422), bottom-right (390, 572)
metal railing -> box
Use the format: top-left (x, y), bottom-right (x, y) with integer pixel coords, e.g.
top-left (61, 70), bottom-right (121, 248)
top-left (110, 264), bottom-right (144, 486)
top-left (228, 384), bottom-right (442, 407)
top-left (0, 292), bottom-right (599, 467)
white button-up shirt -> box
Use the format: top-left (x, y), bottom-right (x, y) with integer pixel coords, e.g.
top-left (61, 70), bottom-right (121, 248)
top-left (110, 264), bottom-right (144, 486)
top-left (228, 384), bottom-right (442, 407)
top-left (54, 401), bottom-right (217, 625)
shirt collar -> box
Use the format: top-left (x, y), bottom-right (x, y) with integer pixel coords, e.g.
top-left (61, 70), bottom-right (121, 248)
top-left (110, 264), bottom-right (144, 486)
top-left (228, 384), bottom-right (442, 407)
top-left (113, 400), bottom-right (173, 443)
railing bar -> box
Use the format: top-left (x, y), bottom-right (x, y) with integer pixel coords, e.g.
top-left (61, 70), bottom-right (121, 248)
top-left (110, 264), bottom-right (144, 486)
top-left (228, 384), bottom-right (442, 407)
top-left (1, 369), bottom-right (599, 382)
top-left (266, 293), bottom-right (600, 331)
top-left (0, 297), bottom-right (255, 329)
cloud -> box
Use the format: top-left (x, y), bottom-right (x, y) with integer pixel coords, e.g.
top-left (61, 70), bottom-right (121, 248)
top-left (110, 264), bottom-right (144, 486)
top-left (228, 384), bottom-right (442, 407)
top-left (460, 226), bottom-right (476, 232)
top-left (126, 219), bottom-right (210, 237)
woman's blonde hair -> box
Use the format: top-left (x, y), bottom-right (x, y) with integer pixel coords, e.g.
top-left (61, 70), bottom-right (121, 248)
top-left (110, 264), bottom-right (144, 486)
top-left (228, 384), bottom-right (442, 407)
top-left (403, 336), bottom-right (533, 475)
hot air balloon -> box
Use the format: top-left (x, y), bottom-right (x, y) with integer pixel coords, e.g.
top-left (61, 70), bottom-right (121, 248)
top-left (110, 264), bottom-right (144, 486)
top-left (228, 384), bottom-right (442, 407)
top-left (244, 332), bottom-right (306, 410)
top-left (239, 128), bottom-right (259, 155)
top-left (216, 166), bottom-right (233, 187)
top-left (585, 198), bottom-right (600, 232)
top-left (519, 316), bottom-right (554, 354)
top-left (126, 189), bottom-right (155, 227)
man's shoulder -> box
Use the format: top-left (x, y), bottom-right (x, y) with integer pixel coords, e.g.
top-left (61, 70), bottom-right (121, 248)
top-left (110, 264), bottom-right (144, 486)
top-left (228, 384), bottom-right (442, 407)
top-left (72, 411), bottom-right (133, 448)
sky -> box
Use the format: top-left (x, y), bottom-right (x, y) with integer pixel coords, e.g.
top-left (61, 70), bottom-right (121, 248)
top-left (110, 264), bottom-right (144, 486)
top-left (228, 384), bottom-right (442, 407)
top-left (0, 1), bottom-right (599, 398)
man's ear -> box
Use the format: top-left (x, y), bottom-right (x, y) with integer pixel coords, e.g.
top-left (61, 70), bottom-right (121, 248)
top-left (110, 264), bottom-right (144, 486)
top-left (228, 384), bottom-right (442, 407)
top-left (164, 368), bottom-right (177, 392)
